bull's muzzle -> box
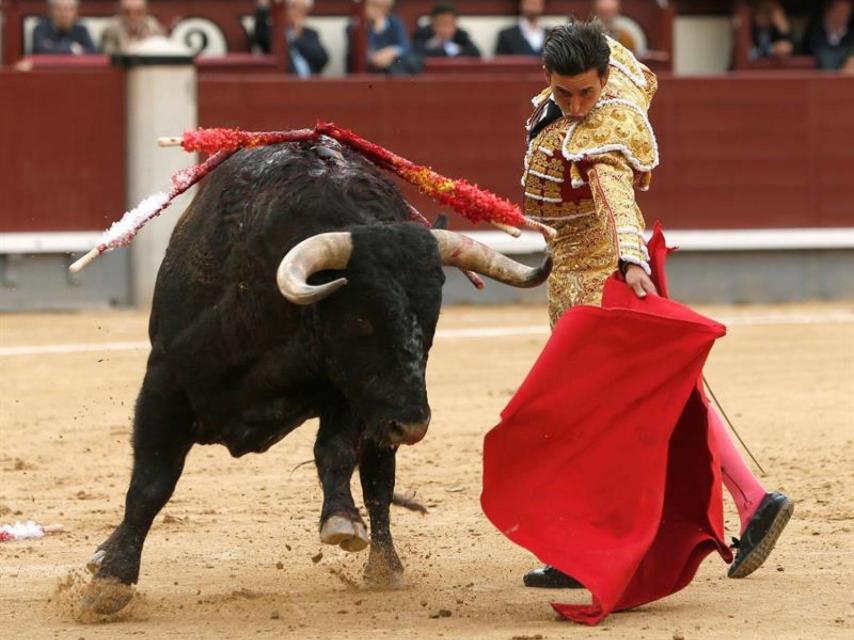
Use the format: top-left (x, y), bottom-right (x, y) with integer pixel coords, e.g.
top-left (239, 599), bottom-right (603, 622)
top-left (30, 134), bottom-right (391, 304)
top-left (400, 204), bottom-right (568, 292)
top-left (386, 413), bottom-right (431, 446)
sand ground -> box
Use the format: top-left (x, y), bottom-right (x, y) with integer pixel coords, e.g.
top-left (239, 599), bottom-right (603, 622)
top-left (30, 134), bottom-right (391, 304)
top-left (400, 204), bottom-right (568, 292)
top-left (0, 303), bottom-right (852, 640)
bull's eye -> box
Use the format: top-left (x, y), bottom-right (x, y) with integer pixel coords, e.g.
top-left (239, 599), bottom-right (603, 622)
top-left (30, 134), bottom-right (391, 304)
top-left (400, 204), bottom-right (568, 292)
top-left (349, 316), bottom-right (374, 336)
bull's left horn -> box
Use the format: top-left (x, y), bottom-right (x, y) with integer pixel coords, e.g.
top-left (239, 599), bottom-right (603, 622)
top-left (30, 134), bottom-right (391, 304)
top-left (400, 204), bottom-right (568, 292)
top-left (431, 230), bottom-right (551, 288)
top-left (276, 232), bottom-right (353, 305)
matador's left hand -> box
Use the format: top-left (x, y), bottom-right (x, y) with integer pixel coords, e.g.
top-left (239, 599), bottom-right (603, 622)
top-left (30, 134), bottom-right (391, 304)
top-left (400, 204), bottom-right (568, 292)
top-left (624, 264), bottom-right (658, 299)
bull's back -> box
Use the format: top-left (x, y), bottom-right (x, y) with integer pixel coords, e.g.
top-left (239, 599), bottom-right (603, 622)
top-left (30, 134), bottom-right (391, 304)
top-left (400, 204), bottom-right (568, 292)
top-left (148, 142), bottom-right (411, 360)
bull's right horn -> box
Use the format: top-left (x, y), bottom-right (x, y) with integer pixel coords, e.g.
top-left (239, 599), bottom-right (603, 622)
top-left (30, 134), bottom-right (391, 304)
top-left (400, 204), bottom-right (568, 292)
top-left (276, 232), bottom-right (353, 305)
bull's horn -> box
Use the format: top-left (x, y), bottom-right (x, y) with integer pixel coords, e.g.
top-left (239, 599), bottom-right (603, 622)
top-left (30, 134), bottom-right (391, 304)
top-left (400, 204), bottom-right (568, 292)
top-left (431, 229), bottom-right (551, 288)
top-left (276, 232), bottom-right (353, 305)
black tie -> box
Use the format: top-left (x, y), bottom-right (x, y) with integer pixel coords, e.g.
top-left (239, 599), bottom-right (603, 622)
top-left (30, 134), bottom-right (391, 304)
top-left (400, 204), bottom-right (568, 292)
top-left (528, 100), bottom-right (563, 142)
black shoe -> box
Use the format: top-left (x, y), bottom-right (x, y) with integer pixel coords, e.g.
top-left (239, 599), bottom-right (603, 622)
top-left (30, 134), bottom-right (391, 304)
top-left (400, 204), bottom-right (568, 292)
top-left (728, 491), bottom-right (794, 579)
top-left (523, 565), bottom-right (584, 589)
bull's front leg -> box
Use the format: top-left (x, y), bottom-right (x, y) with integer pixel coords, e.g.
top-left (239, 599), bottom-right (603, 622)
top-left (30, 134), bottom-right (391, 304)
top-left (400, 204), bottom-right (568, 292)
top-left (83, 361), bottom-right (193, 615)
top-left (315, 401), bottom-right (369, 552)
top-left (359, 443), bottom-right (404, 589)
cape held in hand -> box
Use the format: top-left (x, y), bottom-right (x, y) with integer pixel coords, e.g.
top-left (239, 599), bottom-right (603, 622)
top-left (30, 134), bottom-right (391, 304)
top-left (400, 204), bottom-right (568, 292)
top-left (481, 227), bottom-right (732, 625)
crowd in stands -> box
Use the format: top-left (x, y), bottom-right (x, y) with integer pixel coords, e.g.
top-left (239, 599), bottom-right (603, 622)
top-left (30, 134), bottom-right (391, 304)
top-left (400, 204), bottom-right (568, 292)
top-left (32, 0), bottom-right (163, 55)
top-left (19, 0), bottom-right (854, 75)
top-left (750, 0), bottom-right (853, 71)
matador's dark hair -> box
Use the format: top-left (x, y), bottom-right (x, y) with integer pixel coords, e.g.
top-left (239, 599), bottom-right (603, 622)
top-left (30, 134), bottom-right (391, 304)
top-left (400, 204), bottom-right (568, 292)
top-left (543, 18), bottom-right (611, 77)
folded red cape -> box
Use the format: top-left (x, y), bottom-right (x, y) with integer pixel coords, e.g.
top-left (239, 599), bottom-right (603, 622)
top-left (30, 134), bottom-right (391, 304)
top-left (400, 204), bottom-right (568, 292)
top-left (481, 224), bottom-right (732, 625)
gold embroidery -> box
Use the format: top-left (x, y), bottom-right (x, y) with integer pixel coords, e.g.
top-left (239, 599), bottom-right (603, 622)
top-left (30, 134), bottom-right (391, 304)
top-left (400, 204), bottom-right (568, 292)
top-left (523, 38), bottom-right (658, 324)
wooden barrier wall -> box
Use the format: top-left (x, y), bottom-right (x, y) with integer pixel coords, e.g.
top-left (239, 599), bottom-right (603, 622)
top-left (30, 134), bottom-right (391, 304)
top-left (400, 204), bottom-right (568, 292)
top-left (198, 72), bottom-right (854, 230)
top-left (1, 70), bottom-right (851, 234)
top-left (0, 68), bottom-right (125, 232)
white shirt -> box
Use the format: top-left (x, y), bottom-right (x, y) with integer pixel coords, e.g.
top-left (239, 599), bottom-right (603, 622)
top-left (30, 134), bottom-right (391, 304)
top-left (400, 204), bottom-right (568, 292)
top-left (519, 17), bottom-right (545, 53)
top-left (443, 40), bottom-right (461, 56)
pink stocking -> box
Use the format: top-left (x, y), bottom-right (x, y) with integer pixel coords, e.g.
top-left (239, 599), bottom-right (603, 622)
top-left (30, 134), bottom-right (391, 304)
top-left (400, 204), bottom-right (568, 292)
top-left (707, 406), bottom-right (767, 535)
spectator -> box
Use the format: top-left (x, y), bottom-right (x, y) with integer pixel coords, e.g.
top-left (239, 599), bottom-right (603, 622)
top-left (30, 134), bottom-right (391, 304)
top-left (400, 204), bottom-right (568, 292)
top-left (495, 0), bottom-right (547, 56)
top-left (803, 0), bottom-right (853, 71)
top-left (592, 0), bottom-right (638, 54)
top-left (348, 0), bottom-right (421, 74)
top-left (100, 0), bottom-right (165, 55)
top-left (413, 2), bottom-right (481, 58)
top-left (253, 0), bottom-right (329, 76)
top-left (749, 0), bottom-right (794, 60)
top-left (32, 0), bottom-right (96, 55)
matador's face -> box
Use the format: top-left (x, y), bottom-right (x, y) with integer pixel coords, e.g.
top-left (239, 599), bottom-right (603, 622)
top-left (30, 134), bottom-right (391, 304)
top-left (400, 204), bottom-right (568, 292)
top-left (544, 67), bottom-right (609, 120)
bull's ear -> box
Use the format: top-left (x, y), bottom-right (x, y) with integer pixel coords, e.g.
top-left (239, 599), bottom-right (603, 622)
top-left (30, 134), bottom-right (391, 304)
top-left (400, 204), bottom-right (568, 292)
top-left (433, 215), bottom-right (449, 230)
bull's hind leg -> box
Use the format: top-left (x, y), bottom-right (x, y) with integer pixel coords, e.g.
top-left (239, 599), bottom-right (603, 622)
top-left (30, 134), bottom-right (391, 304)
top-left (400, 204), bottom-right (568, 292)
top-left (84, 361), bottom-right (193, 615)
top-left (360, 444), bottom-right (404, 589)
top-left (315, 401), bottom-right (369, 552)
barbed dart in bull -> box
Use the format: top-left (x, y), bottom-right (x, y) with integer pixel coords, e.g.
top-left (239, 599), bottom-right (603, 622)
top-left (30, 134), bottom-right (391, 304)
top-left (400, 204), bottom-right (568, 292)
top-left (71, 123), bottom-right (555, 274)
top-left (170, 123), bottom-right (555, 238)
top-left (68, 149), bottom-right (237, 273)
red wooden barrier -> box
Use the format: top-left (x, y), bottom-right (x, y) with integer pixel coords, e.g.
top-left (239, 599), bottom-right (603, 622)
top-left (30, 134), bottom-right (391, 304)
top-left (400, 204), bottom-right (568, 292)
top-left (648, 73), bottom-right (854, 229)
top-left (198, 73), bottom-right (546, 228)
top-left (198, 72), bottom-right (854, 230)
top-left (0, 69), bottom-right (125, 232)
top-left (2, 70), bottom-right (850, 235)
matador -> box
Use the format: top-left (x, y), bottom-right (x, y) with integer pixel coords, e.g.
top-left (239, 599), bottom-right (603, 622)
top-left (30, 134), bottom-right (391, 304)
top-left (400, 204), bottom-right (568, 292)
top-left (518, 20), bottom-right (793, 590)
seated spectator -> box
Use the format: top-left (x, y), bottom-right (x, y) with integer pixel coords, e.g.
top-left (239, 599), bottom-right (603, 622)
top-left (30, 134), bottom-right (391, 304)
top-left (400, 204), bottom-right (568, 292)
top-left (32, 0), bottom-right (96, 55)
top-left (100, 0), bottom-right (165, 55)
top-left (413, 2), bottom-right (481, 58)
top-left (253, 0), bottom-right (329, 76)
top-left (750, 0), bottom-right (794, 60)
top-left (803, 0), bottom-right (853, 71)
top-left (593, 0), bottom-right (639, 54)
top-left (348, 0), bottom-right (421, 74)
top-left (495, 0), bottom-right (547, 56)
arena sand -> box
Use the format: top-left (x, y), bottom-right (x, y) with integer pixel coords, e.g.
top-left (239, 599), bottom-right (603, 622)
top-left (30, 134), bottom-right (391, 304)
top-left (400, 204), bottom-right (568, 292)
top-left (0, 304), bottom-right (852, 640)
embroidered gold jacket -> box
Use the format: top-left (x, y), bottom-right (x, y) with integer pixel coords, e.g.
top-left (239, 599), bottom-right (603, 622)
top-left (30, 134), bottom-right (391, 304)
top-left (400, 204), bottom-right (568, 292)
top-left (522, 38), bottom-right (659, 321)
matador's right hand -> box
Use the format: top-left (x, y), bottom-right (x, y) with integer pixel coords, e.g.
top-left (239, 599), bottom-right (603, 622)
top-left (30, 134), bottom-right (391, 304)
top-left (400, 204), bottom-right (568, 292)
top-left (624, 264), bottom-right (658, 299)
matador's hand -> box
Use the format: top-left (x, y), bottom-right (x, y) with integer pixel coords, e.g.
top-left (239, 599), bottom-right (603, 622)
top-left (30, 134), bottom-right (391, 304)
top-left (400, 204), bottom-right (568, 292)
top-left (624, 264), bottom-right (658, 299)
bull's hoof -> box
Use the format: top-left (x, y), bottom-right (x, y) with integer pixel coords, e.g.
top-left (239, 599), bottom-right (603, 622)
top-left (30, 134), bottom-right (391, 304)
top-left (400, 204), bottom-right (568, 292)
top-left (364, 561), bottom-right (404, 590)
top-left (86, 549), bottom-right (106, 574)
top-left (81, 577), bottom-right (134, 615)
top-left (320, 514), bottom-right (369, 552)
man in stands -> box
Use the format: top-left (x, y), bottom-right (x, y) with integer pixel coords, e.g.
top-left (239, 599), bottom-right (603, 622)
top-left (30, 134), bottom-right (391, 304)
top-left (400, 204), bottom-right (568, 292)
top-left (100, 0), bottom-right (165, 55)
top-left (495, 0), bottom-right (548, 56)
top-left (253, 0), bottom-right (329, 77)
top-left (592, 0), bottom-right (638, 54)
top-left (32, 0), bottom-right (96, 55)
top-left (749, 0), bottom-right (794, 61)
top-left (347, 0), bottom-right (420, 74)
top-left (803, 0), bottom-right (853, 72)
top-left (413, 2), bottom-right (481, 58)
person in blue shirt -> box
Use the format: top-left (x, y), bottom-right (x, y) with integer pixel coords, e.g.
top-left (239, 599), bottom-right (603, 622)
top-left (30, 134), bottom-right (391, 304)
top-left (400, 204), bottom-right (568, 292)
top-left (347, 0), bottom-right (421, 74)
top-left (32, 0), bottom-right (97, 55)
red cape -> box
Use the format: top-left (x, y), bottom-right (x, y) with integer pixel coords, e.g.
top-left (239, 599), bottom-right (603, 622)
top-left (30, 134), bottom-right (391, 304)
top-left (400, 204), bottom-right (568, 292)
top-left (481, 224), bottom-right (732, 625)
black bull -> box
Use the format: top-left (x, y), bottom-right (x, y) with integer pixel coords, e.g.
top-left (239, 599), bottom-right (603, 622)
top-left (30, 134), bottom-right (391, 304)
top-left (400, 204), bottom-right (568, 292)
top-left (82, 140), bottom-right (550, 614)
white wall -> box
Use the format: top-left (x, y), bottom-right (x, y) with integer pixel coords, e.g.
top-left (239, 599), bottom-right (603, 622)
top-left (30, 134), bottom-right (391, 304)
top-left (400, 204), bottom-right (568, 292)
top-left (674, 16), bottom-right (733, 75)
